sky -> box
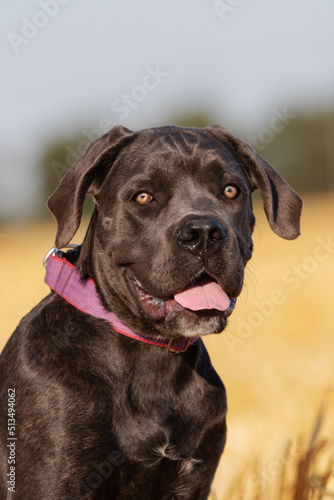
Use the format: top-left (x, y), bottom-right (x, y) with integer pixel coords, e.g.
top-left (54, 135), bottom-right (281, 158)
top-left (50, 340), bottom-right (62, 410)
top-left (1, 0), bottom-right (334, 220)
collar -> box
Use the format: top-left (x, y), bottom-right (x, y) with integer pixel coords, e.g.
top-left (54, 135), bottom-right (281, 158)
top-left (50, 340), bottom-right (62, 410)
top-left (43, 248), bottom-right (198, 354)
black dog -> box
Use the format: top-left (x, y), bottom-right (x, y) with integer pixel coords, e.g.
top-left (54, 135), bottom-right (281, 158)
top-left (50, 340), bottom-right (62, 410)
top-left (0, 124), bottom-right (302, 499)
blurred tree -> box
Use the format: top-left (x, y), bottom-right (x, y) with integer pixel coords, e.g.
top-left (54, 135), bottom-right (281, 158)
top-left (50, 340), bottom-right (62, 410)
top-left (39, 134), bottom-right (95, 217)
top-left (245, 111), bottom-right (334, 194)
top-left (165, 110), bottom-right (216, 128)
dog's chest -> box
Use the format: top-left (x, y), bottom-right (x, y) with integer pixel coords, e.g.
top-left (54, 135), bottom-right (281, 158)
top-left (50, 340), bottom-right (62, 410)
top-left (112, 356), bottom-right (227, 465)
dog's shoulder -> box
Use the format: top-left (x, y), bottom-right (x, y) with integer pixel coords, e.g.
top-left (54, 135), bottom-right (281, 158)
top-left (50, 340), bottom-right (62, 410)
top-left (0, 293), bottom-right (116, 388)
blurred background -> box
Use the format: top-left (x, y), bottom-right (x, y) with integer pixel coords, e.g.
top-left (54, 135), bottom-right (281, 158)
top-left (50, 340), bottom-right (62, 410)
top-left (1, 0), bottom-right (334, 498)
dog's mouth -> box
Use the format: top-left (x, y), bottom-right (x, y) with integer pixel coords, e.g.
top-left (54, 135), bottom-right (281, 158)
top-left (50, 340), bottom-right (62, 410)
top-left (129, 272), bottom-right (237, 322)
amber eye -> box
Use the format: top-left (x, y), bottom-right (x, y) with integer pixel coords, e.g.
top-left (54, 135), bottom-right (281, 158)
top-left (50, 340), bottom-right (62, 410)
top-left (135, 192), bottom-right (153, 206)
top-left (223, 185), bottom-right (239, 199)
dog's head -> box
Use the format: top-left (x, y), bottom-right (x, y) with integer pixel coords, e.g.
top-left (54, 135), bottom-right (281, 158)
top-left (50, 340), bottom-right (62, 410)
top-left (47, 124), bottom-right (302, 339)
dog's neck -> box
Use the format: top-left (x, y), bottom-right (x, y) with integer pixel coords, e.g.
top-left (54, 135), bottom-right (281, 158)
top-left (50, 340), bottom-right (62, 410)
top-left (44, 248), bottom-right (198, 354)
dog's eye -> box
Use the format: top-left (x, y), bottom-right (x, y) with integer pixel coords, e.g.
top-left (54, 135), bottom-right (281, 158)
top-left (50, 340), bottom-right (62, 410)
top-left (223, 186), bottom-right (239, 199)
top-left (134, 192), bottom-right (153, 206)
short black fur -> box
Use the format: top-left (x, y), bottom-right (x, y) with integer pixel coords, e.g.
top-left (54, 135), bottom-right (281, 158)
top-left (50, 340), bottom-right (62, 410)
top-left (0, 124), bottom-right (302, 499)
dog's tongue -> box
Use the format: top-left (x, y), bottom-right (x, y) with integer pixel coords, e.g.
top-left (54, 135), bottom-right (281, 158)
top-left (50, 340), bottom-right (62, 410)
top-left (174, 280), bottom-right (230, 311)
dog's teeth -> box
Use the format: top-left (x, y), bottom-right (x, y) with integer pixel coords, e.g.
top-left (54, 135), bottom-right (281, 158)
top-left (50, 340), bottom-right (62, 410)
top-left (133, 275), bottom-right (164, 306)
top-left (146, 297), bottom-right (164, 306)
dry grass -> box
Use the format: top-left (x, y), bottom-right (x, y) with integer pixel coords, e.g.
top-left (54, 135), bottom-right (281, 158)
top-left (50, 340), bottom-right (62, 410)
top-left (219, 399), bottom-right (334, 500)
top-left (1, 193), bottom-right (334, 499)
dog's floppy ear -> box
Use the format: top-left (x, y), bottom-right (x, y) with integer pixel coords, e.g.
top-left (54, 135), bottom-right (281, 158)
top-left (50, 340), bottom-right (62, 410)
top-left (47, 125), bottom-right (135, 249)
top-left (207, 124), bottom-right (302, 240)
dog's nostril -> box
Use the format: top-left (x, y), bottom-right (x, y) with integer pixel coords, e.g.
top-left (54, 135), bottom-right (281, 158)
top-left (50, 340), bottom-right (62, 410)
top-left (210, 226), bottom-right (227, 242)
top-left (180, 227), bottom-right (200, 242)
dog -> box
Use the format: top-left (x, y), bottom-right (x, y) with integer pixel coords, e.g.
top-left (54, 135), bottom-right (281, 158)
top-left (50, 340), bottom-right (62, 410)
top-left (0, 124), bottom-right (302, 499)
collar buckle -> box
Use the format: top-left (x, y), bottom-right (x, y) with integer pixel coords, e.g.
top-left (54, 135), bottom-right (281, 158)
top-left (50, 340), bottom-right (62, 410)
top-left (43, 247), bottom-right (58, 269)
top-left (168, 337), bottom-right (192, 354)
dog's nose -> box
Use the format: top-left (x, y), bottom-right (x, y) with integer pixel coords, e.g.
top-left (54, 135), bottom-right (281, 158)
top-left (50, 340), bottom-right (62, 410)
top-left (177, 218), bottom-right (227, 256)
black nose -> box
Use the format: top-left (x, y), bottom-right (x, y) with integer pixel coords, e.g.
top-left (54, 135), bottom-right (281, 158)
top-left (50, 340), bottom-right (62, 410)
top-left (177, 218), bottom-right (227, 257)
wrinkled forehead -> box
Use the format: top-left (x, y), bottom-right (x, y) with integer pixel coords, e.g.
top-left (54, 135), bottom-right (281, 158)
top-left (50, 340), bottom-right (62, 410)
top-left (113, 127), bottom-right (244, 178)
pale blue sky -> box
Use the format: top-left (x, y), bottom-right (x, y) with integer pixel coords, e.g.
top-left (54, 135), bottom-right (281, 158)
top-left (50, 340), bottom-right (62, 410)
top-left (1, 0), bottom-right (334, 219)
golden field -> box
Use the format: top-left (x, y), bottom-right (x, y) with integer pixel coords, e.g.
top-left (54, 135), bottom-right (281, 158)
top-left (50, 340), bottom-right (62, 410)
top-left (1, 193), bottom-right (334, 498)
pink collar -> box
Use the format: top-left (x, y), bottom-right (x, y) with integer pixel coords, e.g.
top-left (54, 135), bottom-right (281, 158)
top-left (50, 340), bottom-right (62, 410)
top-left (44, 249), bottom-right (198, 354)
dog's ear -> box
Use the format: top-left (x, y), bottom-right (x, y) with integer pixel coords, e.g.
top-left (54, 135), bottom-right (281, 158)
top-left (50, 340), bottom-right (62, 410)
top-left (207, 124), bottom-right (302, 240)
top-left (47, 125), bottom-right (135, 249)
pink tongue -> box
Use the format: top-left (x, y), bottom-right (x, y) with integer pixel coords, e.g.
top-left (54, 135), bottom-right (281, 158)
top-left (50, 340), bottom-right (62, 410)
top-left (174, 281), bottom-right (230, 311)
